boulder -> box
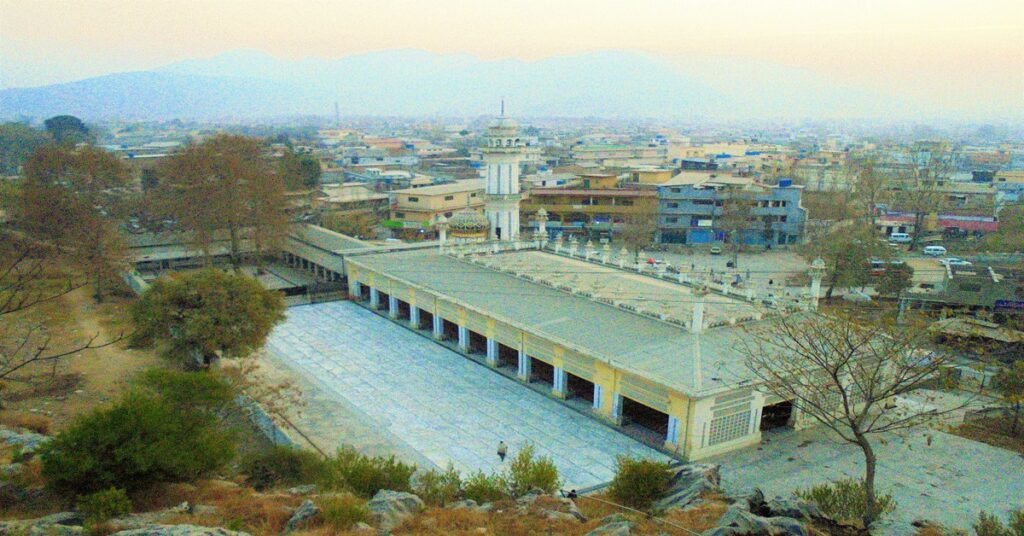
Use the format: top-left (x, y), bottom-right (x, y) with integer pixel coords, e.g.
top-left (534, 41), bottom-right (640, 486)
top-left (764, 498), bottom-right (824, 521)
top-left (111, 525), bottom-right (251, 536)
top-left (585, 518), bottom-right (634, 536)
top-left (283, 499), bottom-right (320, 532)
top-left (447, 499), bottom-right (479, 510)
top-left (367, 490), bottom-right (424, 530)
top-left (654, 464), bottom-right (723, 511)
top-left (703, 503), bottom-right (812, 536)
top-left (768, 516), bottom-right (808, 536)
top-left (285, 484), bottom-right (316, 496)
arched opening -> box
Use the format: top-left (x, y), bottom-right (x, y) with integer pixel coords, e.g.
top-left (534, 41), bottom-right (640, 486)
top-left (418, 310), bottom-right (434, 331)
top-left (441, 318), bottom-right (459, 341)
top-left (530, 358), bottom-right (555, 387)
top-left (497, 343), bottom-right (518, 372)
top-left (396, 300), bottom-right (411, 320)
top-left (468, 330), bottom-right (487, 354)
top-left (620, 396), bottom-right (670, 444)
top-left (760, 400), bottom-right (794, 431)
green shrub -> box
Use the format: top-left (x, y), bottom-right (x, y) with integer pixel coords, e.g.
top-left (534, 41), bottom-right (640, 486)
top-left (505, 444), bottom-right (560, 497)
top-left (462, 471), bottom-right (508, 504)
top-left (318, 493), bottom-right (370, 530)
top-left (76, 488), bottom-right (132, 525)
top-left (136, 369), bottom-right (234, 415)
top-left (795, 479), bottom-right (896, 523)
top-left (607, 456), bottom-right (672, 510)
top-left (414, 464), bottom-right (463, 506)
top-left (240, 446), bottom-right (325, 490)
top-left (318, 447), bottom-right (416, 498)
top-left (975, 509), bottom-right (1024, 536)
top-left (40, 393), bottom-right (234, 495)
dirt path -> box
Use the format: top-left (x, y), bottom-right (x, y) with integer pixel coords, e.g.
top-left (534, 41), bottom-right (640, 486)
top-left (4, 288), bottom-right (162, 430)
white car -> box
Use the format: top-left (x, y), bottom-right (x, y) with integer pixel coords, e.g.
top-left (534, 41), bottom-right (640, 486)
top-left (940, 257), bottom-right (972, 267)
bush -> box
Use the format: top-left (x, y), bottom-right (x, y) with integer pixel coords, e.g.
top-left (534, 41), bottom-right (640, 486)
top-left (240, 446), bottom-right (325, 491)
top-left (462, 471), bottom-right (508, 504)
top-left (318, 447), bottom-right (416, 498)
top-left (974, 509), bottom-right (1024, 536)
top-left (414, 464), bottom-right (463, 506)
top-left (77, 488), bottom-right (132, 525)
top-left (136, 369), bottom-right (234, 415)
top-left (40, 393), bottom-right (234, 495)
top-left (607, 456), bottom-right (672, 510)
top-left (505, 444), bottom-right (560, 497)
top-left (318, 493), bottom-right (370, 530)
top-left (795, 479), bottom-right (895, 523)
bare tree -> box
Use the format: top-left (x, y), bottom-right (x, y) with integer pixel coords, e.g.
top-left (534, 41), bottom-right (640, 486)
top-left (740, 312), bottom-right (971, 526)
top-left (0, 236), bottom-right (121, 407)
top-left (620, 212), bottom-right (657, 262)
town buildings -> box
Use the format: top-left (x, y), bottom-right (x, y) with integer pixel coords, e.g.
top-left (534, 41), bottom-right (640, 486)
top-left (388, 179), bottom-right (485, 233)
top-left (656, 173), bottom-right (806, 246)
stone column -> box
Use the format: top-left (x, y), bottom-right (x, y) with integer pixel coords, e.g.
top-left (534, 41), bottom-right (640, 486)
top-left (432, 315), bottom-right (443, 339)
top-left (388, 296), bottom-right (398, 318)
top-left (611, 393), bottom-right (623, 423)
top-left (350, 280), bottom-right (361, 298)
top-left (592, 384), bottom-right (604, 410)
top-left (517, 350), bottom-right (532, 381)
top-left (584, 240), bottom-right (595, 261)
top-left (457, 326), bottom-right (469, 351)
top-left (553, 367), bottom-right (568, 398)
top-left (410, 306), bottom-right (420, 329)
top-left (601, 243), bottom-right (611, 264)
top-left (486, 338), bottom-right (498, 366)
top-left (369, 288), bottom-right (379, 308)
top-left (667, 416), bottom-right (681, 445)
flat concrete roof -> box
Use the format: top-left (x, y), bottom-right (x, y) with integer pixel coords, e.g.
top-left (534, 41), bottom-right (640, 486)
top-left (349, 248), bottom-right (782, 398)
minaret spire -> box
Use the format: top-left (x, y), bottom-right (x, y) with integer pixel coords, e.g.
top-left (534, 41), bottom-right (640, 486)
top-left (500, 98), bottom-right (505, 117)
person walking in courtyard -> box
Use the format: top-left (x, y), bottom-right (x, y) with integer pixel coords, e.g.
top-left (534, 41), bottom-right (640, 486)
top-left (497, 440), bottom-right (508, 462)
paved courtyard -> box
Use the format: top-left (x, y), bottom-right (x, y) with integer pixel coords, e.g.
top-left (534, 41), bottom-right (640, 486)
top-left (706, 427), bottom-right (1024, 531)
top-left (264, 301), bottom-right (669, 489)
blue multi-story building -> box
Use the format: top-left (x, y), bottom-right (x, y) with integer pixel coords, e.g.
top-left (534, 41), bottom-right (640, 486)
top-left (656, 173), bottom-right (806, 246)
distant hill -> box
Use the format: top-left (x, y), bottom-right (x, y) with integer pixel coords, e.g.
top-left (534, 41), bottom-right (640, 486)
top-left (0, 49), bottom-right (913, 121)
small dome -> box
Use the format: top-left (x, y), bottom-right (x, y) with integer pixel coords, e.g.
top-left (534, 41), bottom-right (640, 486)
top-left (536, 207), bottom-right (548, 218)
top-left (436, 214), bottom-right (448, 224)
top-left (447, 208), bottom-right (489, 232)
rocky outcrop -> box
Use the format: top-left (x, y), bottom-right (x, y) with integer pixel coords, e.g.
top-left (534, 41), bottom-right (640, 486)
top-left (112, 525), bottom-right (251, 536)
top-left (366, 490), bottom-right (424, 530)
top-left (704, 504), bottom-right (807, 536)
top-left (585, 514), bottom-right (634, 536)
top-left (655, 463), bottom-right (723, 511)
top-left (283, 499), bottom-right (320, 532)
top-left (512, 490), bottom-right (586, 523)
top-left (0, 426), bottom-right (51, 459)
top-left (0, 512), bottom-right (85, 535)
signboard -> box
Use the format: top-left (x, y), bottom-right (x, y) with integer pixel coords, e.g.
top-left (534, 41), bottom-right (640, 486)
top-left (697, 219), bottom-right (713, 227)
top-left (995, 300), bottom-right (1024, 310)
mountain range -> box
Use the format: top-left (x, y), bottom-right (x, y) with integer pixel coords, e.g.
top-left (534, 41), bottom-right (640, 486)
top-left (0, 49), bottom-right (919, 121)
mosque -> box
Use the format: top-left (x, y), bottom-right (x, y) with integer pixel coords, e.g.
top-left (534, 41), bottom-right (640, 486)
top-left (334, 113), bottom-right (829, 460)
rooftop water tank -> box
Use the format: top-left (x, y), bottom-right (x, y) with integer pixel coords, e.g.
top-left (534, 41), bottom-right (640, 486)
top-left (778, 178), bottom-right (793, 187)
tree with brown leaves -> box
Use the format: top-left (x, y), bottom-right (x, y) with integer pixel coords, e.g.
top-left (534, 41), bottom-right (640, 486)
top-left (19, 144), bottom-right (130, 301)
top-left (158, 134), bottom-right (287, 271)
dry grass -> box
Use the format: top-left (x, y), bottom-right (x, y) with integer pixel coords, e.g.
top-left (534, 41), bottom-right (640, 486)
top-left (950, 417), bottom-right (1024, 454)
top-left (0, 411), bottom-right (53, 434)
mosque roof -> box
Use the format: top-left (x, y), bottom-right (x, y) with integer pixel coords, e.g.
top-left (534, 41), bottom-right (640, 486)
top-left (448, 208), bottom-right (489, 232)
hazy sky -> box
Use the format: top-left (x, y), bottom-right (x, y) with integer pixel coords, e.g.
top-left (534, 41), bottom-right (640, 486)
top-left (2, 0), bottom-right (1022, 115)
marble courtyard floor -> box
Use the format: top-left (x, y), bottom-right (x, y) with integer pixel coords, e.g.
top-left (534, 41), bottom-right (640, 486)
top-left (264, 301), bottom-right (670, 489)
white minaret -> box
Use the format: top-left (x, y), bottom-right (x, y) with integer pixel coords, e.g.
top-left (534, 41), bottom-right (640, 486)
top-left (483, 101), bottom-right (523, 241)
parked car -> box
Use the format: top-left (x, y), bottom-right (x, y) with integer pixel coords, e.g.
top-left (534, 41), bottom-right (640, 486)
top-left (710, 245), bottom-right (723, 255)
top-left (939, 257), bottom-right (972, 267)
top-left (923, 245), bottom-right (947, 256)
top-left (888, 232), bottom-right (912, 244)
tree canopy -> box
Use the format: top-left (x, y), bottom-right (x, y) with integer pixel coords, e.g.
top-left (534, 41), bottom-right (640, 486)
top-left (19, 144), bottom-right (131, 300)
top-left (0, 123), bottom-right (51, 175)
top-left (799, 222), bottom-right (892, 298)
top-left (130, 269), bottom-right (285, 368)
top-left (278, 149), bottom-right (322, 190)
top-left (44, 115), bottom-right (90, 145)
top-left (157, 134), bottom-right (288, 270)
